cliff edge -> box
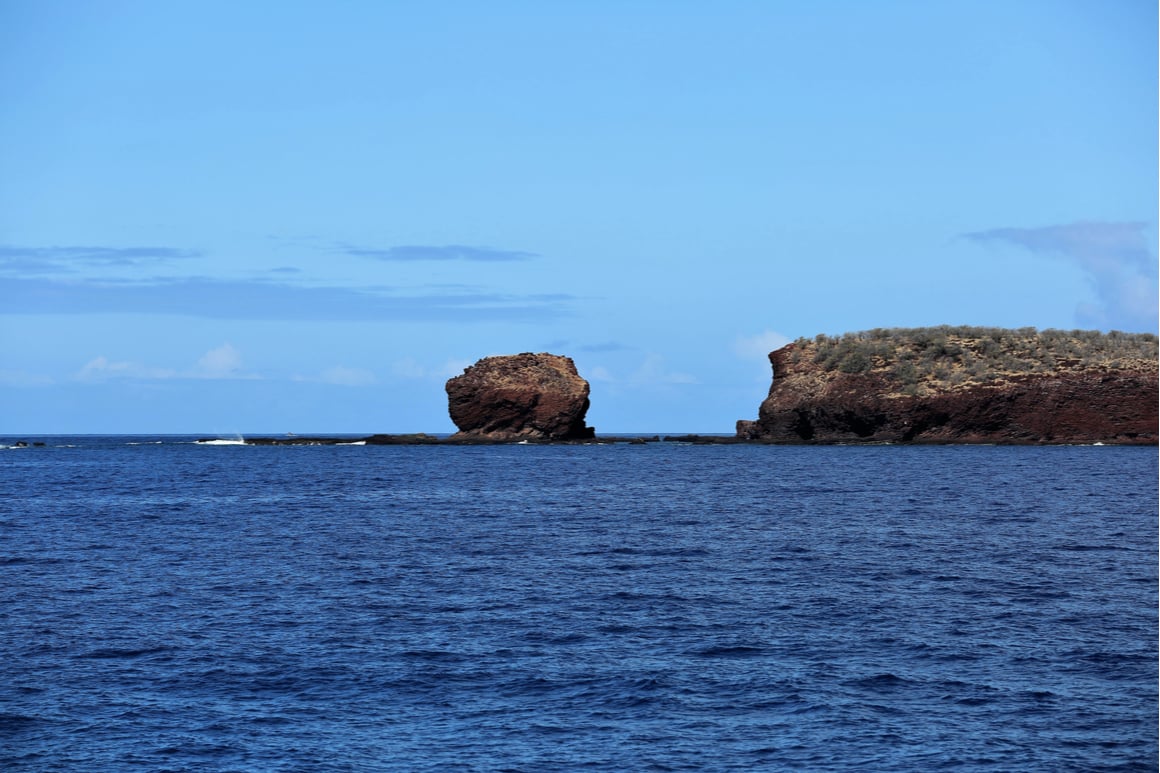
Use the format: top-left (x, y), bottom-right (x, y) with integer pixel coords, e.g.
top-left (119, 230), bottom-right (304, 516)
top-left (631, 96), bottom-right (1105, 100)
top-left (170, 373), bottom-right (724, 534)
top-left (736, 327), bottom-right (1158, 444)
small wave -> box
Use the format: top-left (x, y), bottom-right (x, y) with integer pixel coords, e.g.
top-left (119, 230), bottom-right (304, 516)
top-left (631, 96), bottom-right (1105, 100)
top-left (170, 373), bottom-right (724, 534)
top-left (338, 441), bottom-right (366, 446)
top-left (398, 649), bottom-right (467, 663)
top-left (953, 695), bottom-right (993, 706)
top-left (75, 645), bottom-right (173, 659)
top-left (195, 439), bottom-right (246, 445)
top-left (0, 555), bottom-right (63, 566)
top-left (693, 644), bottom-right (766, 658)
top-left (1056, 543), bottom-right (1127, 552)
top-left (126, 441), bottom-right (164, 445)
top-left (0, 712), bottom-right (44, 731)
top-left (846, 673), bottom-right (911, 689)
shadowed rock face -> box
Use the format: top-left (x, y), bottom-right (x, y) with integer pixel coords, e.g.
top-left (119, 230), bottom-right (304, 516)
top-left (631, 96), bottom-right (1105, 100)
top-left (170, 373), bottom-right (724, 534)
top-left (737, 328), bottom-right (1159, 444)
top-left (446, 353), bottom-right (595, 440)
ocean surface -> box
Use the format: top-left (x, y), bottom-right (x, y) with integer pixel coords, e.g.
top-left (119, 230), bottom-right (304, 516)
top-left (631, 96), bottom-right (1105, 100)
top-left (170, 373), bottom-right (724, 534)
top-left (2, 437), bottom-right (1157, 772)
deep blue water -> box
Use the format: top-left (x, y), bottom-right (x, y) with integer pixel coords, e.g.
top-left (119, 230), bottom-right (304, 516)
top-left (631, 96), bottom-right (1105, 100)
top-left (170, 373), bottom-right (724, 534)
top-left (2, 437), bottom-right (1157, 772)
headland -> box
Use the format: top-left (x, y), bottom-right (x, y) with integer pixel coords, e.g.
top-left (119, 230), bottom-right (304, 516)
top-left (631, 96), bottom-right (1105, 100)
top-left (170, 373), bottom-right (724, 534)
top-left (736, 327), bottom-right (1158, 445)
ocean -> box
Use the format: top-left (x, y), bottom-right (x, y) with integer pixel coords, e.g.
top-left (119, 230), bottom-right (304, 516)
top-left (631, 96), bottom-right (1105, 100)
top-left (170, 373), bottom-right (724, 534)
top-left (2, 437), bottom-right (1157, 771)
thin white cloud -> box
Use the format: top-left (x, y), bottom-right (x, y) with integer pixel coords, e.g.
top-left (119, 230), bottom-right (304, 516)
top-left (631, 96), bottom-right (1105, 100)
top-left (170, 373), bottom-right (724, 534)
top-left (391, 358), bottom-right (428, 379)
top-left (291, 366), bottom-right (377, 386)
top-left (964, 222), bottom-right (1158, 331)
top-left (73, 344), bottom-right (259, 382)
top-left (392, 357), bottom-right (473, 380)
top-left (732, 330), bottom-right (792, 360)
top-left (319, 366), bottom-right (376, 386)
top-left (195, 343), bottom-right (242, 377)
top-left (344, 244), bottom-right (538, 262)
top-left (435, 358), bottom-right (473, 379)
top-left (579, 342), bottom-right (631, 352)
top-left (1, 276), bottom-right (573, 323)
top-left (0, 369), bottom-right (55, 387)
top-left (587, 365), bottom-right (615, 382)
top-left (0, 245), bottom-right (202, 275)
top-left (75, 356), bottom-right (178, 382)
top-left (629, 354), bottom-right (697, 386)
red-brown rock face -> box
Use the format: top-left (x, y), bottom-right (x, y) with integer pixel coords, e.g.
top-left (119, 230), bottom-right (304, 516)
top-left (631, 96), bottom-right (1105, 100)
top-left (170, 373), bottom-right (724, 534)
top-left (446, 353), bottom-right (595, 440)
top-left (736, 328), bottom-right (1159, 444)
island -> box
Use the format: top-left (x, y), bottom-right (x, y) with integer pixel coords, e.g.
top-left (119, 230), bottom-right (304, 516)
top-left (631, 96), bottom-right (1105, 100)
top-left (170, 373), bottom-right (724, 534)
top-left (736, 326), bottom-right (1158, 444)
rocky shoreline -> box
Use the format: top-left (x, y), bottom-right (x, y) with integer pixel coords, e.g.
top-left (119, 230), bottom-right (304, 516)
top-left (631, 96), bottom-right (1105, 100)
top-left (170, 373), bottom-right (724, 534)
top-left (200, 432), bottom-right (1152, 447)
top-left (202, 434), bottom-right (689, 446)
top-left (187, 329), bottom-right (1159, 447)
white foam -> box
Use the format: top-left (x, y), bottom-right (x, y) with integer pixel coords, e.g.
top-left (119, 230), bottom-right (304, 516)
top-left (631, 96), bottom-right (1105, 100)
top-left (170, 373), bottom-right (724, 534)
top-left (196, 438), bottom-right (247, 445)
top-left (338, 441), bottom-right (367, 446)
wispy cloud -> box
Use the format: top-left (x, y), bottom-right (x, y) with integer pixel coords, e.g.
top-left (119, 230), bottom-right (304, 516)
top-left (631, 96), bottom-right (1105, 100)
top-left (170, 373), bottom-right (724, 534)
top-left (391, 357), bottom-right (472, 381)
top-left (75, 356), bottom-right (179, 382)
top-left (195, 343), bottom-right (243, 377)
top-left (343, 244), bottom-right (539, 262)
top-left (292, 366), bottom-right (378, 386)
top-left (0, 276), bottom-right (573, 323)
top-left (630, 354), bottom-right (697, 386)
top-left (579, 341), bottom-right (631, 352)
top-left (587, 365), bottom-right (615, 382)
top-left (74, 343), bottom-right (259, 382)
top-left (0, 369), bottom-right (55, 387)
top-left (964, 222), bottom-right (1158, 331)
top-left (732, 330), bottom-right (791, 361)
top-left (0, 245), bottom-right (202, 274)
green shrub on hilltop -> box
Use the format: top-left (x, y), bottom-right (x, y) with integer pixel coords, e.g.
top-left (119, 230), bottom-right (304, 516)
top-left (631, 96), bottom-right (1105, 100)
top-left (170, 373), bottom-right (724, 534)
top-left (797, 326), bottom-right (1158, 394)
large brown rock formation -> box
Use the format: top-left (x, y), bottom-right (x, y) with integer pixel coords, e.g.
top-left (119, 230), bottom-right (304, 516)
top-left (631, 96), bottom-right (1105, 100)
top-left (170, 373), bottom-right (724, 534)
top-left (446, 353), bottom-right (595, 440)
top-left (736, 327), bottom-right (1159, 444)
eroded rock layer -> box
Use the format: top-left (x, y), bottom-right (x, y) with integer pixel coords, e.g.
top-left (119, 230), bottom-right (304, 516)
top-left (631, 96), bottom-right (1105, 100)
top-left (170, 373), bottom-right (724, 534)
top-left (446, 353), bottom-right (595, 440)
top-left (736, 327), bottom-right (1159, 444)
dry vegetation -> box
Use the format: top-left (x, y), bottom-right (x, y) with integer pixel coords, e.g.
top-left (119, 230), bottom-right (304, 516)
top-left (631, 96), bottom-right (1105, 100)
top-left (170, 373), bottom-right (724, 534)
top-left (788, 326), bottom-right (1159, 397)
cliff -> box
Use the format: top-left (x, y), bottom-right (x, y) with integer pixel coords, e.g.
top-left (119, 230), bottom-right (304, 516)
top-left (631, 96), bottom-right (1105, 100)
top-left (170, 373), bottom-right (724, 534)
top-left (736, 327), bottom-right (1159, 444)
top-left (446, 353), bottom-right (595, 440)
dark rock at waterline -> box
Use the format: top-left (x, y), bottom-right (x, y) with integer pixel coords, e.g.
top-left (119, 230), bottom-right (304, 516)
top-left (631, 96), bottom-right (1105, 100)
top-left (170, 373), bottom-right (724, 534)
top-left (445, 353), bottom-right (595, 440)
top-left (198, 434), bottom-right (662, 446)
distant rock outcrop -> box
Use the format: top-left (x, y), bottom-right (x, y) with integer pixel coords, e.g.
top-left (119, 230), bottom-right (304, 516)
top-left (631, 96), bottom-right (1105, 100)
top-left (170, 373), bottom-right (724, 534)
top-left (446, 353), bottom-right (595, 440)
top-left (737, 327), bottom-right (1159, 444)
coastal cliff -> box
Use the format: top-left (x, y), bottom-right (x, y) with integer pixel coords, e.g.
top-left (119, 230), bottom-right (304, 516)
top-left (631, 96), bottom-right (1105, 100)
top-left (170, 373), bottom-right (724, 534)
top-left (736, 327), bottom-right (1159, 444)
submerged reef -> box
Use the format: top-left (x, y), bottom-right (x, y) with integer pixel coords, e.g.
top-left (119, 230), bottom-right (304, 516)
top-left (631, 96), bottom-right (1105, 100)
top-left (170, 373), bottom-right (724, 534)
top-left (736, 327), bottom-right (1159, 444)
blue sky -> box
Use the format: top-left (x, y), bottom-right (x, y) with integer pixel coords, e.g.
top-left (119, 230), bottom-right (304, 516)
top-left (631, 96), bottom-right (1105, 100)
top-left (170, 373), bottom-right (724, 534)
top-left (1, 1), bottom-right (1156, 434)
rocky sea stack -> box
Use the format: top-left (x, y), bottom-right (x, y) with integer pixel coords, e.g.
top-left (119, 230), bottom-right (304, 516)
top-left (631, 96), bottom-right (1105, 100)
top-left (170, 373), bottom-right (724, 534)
top-left (737, 327), bottom-right (1159, 444)
top-left (446, 353), bottom-right (595, 441)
